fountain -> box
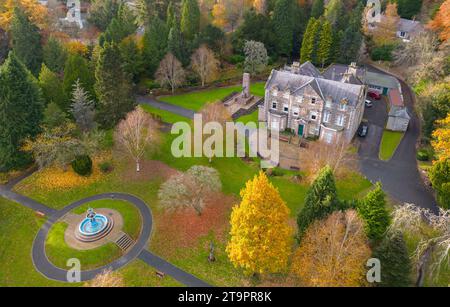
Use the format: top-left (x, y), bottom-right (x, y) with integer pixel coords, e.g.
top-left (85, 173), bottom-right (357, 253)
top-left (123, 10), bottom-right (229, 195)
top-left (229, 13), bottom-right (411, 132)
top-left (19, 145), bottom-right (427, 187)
top-left (75, 208), bottom-right (114, 242)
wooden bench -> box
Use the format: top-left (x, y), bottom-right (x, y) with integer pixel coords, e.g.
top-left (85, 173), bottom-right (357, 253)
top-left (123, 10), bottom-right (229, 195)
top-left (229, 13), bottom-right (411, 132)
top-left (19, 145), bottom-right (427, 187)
top-left (155, 271), bottom-right (166, 278)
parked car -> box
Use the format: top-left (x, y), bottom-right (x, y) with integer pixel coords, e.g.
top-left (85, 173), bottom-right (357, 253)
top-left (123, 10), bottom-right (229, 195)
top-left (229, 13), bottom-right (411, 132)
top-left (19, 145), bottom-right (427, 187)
top-left (365, 99), bottom-right (373, 107)
top-left (368, 91), bottom-right (381, 100)
top-left (358, 122), bottom-right (369, 137)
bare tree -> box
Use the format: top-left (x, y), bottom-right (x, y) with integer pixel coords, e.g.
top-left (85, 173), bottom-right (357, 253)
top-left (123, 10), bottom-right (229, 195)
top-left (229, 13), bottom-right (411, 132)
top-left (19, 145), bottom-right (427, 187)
top-left (158, 165), bottom-right (222, 215)
top-left (155, 52), bottom-right (185, 94)
top-left (299, 139), bottom-right (356, 182)
top-left (244, 40), bottom-right (268, 75)
top-left (394, 32), bottom-right (439, 66)
top-left (116, 107), bottom-right (159, 172)
top-left (191, 45), bottom-right (220, 87)
top-left (389, 203), bottom-right (450, 284)
top-left (84, 269), bottom-right (124, 287)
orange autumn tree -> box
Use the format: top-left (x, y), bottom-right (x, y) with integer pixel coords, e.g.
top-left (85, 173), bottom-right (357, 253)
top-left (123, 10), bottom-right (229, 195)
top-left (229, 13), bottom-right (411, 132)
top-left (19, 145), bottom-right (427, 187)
top-left (291, 210), bottom-right (371, 287)
top-left (432, 113), bottom-right (450, 162)
top-left (0, 0), bottom-right (48, 30)
top-left (226, 171), bottom-right (293, 276)
top-left (428, 0), bottom-right (450, 43)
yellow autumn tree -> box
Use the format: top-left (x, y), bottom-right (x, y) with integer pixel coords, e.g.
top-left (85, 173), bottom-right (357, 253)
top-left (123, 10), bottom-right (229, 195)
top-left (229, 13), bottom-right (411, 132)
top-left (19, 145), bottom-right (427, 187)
top-left (432, 113), bottom-right (450, 162)
top-left (291, 210), bottom-right (371, 287)
top-left (0, 0), bottom-right (48, 30)
top-left (372, 2), bottom-right (400, 46)
top-left (226, 171), bottom-right (293, 276)
top-left (212, 2), bottom-right (227, 29)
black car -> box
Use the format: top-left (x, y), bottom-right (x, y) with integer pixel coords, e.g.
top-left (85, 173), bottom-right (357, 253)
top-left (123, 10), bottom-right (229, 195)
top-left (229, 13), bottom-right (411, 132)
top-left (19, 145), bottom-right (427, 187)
top-left (358, 122), bottom-right (369, 137)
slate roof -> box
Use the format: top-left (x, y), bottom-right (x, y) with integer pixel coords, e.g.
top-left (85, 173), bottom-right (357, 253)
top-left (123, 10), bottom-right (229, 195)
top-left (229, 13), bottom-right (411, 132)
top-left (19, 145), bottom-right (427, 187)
top-left (322, 64), bottom-right (365, 85)
top-left (265, 67), bottom-right (364, 107)
top-left (389, 106), bottom-right (410, 119)
top-left (365, 71), bottom-right (400, 89)
top-left (398, 18), bottom-right (423, 33)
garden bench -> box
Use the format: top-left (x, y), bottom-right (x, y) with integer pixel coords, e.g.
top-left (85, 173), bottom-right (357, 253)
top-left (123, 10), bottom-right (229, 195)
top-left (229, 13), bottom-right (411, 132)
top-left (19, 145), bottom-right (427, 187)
top-left (155, 271), bottom-right (166, 278)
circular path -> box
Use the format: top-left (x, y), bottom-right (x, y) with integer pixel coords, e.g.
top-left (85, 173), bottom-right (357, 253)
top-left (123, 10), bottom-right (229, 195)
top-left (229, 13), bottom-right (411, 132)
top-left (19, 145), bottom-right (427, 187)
top-left (32, 193), bottom-right (152, 282)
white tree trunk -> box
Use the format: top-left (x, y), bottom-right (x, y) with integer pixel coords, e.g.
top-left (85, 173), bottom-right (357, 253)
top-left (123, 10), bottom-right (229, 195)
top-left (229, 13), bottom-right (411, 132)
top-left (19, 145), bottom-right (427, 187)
top-left (136, 161), bottom-right (140, 172)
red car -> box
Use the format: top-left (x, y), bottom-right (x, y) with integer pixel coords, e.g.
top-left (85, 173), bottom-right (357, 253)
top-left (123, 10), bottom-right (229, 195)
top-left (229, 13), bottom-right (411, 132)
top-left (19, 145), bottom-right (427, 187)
top-left (368, 91), bottom-right (381, 100)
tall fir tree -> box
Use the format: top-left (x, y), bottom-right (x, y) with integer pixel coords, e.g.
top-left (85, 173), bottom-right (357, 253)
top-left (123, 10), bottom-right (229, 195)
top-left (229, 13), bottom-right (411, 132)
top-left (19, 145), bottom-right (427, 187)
top-left (166, 1), bottom-right (177, 29)
top-left (70, 80), bottom-right (96, 132)
top-left (63, 54), bottom-right (95, 103)
top-left (300, 17), bottom-right (320, 63)
top-left (95, 42), bottom-right (136, 129)
top-left (180, 0), bottom-right (200, 41)
top-left (168, 23), bottom-right (185, 65)
top-left (43, 36), bottom-right (67, 74)
top-left (38, 64), bottom-right (67, 110)
top-left (102, 3), bottom-right (137, 44)
top-left (9, 7), bottom-right (42, 76)
top-left (297, 165), bottom-right (338, 238)
top-left (372, 232), bottom-right (412, 287)
top-left (357, 183), bottom-right (390, 241)
top-left (142, 16), bottom-right (168, 77)
top-left (0, 52), bottom-right (44, 171)
top-left (324, 0), bottom-right (345, 29)
top-left (119, 37), bottom-right (143, 83)
top-left (311, 0), bottom-right (325, 18)
top-left (317, 20), bottom-right (332, 68)
top-left (272, 0), bottom-right (295, 56)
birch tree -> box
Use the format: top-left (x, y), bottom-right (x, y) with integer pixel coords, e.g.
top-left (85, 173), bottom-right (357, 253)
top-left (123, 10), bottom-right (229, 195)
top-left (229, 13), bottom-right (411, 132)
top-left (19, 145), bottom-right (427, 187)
top-left (116, 107), bottom-right (159, 172)
top-left (156, 52), bottom-right (185, 93)
top-left (191, 45), bottom-right (220, 87)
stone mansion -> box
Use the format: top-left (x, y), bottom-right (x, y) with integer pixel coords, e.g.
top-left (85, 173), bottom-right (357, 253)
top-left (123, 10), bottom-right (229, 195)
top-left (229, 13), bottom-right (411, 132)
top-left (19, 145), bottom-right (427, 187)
top-left (258, 62), bottom-right (367, 144)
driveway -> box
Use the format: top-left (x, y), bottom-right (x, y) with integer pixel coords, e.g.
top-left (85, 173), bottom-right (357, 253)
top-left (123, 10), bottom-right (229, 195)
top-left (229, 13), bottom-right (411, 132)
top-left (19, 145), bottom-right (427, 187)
top-left (358, 64), bottom-right (438, 212)
top-left (136, 95), bottom-right (194, 119)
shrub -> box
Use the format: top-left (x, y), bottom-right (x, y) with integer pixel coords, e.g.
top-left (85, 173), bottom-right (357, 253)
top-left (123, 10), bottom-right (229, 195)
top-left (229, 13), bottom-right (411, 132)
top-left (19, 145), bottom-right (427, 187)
top-left (429, 159), bottom-right (450, 209)
top-left (71, 155), bottom-right (93, 176)
top-left (416, 150), bottom-right (430, 161)
top-left (99, 161), bottom-right (113, 174)
top-left (228, 54), bottom-right (245, 64)
top-left (371, 44), bottom-right (395, 61)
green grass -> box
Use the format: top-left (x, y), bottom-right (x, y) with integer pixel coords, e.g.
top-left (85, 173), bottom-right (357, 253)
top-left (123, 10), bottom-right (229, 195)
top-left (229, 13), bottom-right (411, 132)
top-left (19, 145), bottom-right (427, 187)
top-left (46, 222), bottom-right (122, 270)
top-left (119, 259), bottom-right (184, 287)
top-left (158, 82), bottom-right (265, 111)
top-left (140, 104), bottom-right (190, 124)
top-left (0, 198), bottom-right (75, 286)
top-left (379, 130), bottom-right (404, 161)
top-left (235, 110), bottom-right (259, 126)
top-left (72, 199), bottom-right (142, 240)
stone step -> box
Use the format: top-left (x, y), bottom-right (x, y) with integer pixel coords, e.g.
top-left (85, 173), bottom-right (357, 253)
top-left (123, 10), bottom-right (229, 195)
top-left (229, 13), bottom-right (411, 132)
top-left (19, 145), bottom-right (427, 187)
top-left (114, 232), bottom-right (135, 251)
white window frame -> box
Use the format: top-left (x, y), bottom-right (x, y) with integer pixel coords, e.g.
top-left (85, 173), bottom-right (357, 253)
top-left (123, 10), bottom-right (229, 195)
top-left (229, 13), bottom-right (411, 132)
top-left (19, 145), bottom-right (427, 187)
top-left (325, 100), bottom-right (332, 108)
top-left (292, 107), bottom-right (299, 117)
top-left (323, 111), bottom-right (331, 123)
top-left (272, 102), bottom-right (277, 110)
top-left (339, 103), bottom-right (347, 111)
top-left (311, 97), bottom-right (316, 104)
top-left (310, 112), bottom-right (318, 121)
top-left (336, 114), bottom-right (344, 126)
top-left (283, 104), bottom-right (289, 113)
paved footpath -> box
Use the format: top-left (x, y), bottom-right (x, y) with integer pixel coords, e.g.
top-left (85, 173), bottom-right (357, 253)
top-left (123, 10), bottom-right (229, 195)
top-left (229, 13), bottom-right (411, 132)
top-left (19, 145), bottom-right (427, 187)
top-left (1, 177), bottom-right (211, 286)
top-left (137, 95), bottom-right (195, 119)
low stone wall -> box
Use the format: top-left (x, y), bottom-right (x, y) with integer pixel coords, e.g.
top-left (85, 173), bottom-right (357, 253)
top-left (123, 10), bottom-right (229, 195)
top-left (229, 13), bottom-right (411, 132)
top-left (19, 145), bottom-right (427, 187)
top-left (232, 98), bottom-right (264, 120)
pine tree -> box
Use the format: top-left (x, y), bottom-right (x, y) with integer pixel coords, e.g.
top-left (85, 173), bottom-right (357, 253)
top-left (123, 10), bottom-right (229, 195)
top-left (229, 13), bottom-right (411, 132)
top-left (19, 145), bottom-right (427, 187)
top-left (70, 80), bottom-right (96, 132)
top-left (324, 0), bottom-right (344, 29)
top-left (142, 16), bottom-right (168, 77)
top-left (95, 42), bottom-right (136, 129)
top-left (272, 0), bottom-right (295, 56)
top-left (311, 0), bottom-right (325, 18)
top-left (166, 1), bottom-right (176, 29)
top-left (372, 232), bottom-right (412, 287)
top-left (103, 3), bottom-right (137, 43)
top-left (317, 20), bottom-right (332, 68)
top-left (300, 17), bottom-right (319, 63)
top-left (180, 0), bottom-right (200, 41)
top-left (38, 64), bottom-right (67, 110)
top-left (226, 171), bottom-right (293, 275)
top-left (357, 183), bottom-right (390, 241)
top-left (0, 52), bottom-right (43, 171)
top-left (9, 7), bottom-right (42, 76)
top-left (43, 36), bottom-right (67, 74)
top-left (168, 23), bottom-right (184, 65)
top-left (297, 165), bottom-right (338, 238)
top-left (43, 102), bottom-right (67, 129)
top-left (63, 54), bottom-right (95, 102)
top-left (119, 37), bottom-right (143, 83)
top-left (0, 28), bottom-right (8, 64)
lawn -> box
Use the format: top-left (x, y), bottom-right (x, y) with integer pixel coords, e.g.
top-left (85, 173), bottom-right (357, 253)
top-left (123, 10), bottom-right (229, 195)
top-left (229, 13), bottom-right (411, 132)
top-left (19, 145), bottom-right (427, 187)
top-left (235, 110), bottom-right (259, 126)
top-left (158, 82), bottom-right (265, 112)
top-left (379, 130), bottom-right (404, 161)
top-left (13, 127), bottom-right (372, 286)
top-left (140, 104), bottom-right (190, 124)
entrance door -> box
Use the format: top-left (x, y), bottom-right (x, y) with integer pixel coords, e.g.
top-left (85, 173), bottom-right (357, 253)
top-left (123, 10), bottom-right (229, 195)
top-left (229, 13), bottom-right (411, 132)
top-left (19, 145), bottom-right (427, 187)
top-left (298, 124), bottom-right (304, 136)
